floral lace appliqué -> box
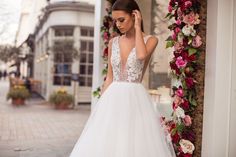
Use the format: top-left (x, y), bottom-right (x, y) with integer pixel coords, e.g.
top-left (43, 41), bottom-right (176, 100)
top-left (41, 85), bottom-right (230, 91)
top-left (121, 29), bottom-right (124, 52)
top-left (110, 36), bottom-right (151, 83)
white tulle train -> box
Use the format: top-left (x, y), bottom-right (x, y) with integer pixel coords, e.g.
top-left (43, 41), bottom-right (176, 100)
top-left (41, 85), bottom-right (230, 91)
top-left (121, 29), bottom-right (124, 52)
top-left (69, 81), bottom-right (176, 157)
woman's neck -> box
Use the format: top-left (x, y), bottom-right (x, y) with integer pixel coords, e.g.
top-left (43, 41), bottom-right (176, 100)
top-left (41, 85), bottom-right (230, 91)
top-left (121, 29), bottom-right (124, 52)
top-left (124, 27), bottom-right (135, 38)
top-left (124, 27), bottom-right (144, 39)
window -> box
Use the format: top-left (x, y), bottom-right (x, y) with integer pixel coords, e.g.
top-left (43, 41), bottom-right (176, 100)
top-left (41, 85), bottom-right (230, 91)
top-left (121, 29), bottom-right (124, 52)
top-left (79, 39), bottom-right (94, 87)
top-left (80, 27), bottom-right (94, 37)
top-left (54, 27), bottom-right (74, 36)
top-left (53, 41), bottom-right (73, 86)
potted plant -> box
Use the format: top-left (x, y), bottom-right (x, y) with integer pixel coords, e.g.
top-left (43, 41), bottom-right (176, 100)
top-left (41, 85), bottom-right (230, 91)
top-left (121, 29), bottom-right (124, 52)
top-left (49, 88), bottom-right (74, 109)
top-left (7, 85), bottom-right (30, 105)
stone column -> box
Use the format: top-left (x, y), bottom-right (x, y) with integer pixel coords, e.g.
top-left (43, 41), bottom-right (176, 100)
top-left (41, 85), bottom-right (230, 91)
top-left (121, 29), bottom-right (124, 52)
top-left (91, 0), bottom-right (107, 109)
top-left (202, 0), bottom-right (235, 156)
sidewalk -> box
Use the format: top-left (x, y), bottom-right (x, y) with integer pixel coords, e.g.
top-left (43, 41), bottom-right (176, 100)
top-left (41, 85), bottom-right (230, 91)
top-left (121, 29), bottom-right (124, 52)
top-left (0, 80), bottom-right (90, 157)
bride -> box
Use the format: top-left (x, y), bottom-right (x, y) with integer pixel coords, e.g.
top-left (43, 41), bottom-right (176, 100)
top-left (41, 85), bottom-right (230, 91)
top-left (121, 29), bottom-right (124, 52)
top-left (69, 0), bottom-right (176, 156)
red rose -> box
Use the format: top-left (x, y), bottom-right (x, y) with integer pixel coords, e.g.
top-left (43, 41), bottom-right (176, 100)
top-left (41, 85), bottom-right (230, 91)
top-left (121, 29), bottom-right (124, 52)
top-left (181, 99), bottom-right (190, 110)
top-left (181, 50), bottom-right (196, 62)
top-left (171, 133), bottom-right (180, 143)
top-left (181, 50), bottom-right (189, 60)
top-left (185, 77), bottom-right (195, 88)
top-left (103, 47), bottom-right (108, 57)
top-left (179, 152), bottom-right (192, 157)
top-left (170, 123), bottom-right (176, 130)
top-left (170, 61), bottom-right (181, 75)
top-left (188, 54), bottom-right (196, 61)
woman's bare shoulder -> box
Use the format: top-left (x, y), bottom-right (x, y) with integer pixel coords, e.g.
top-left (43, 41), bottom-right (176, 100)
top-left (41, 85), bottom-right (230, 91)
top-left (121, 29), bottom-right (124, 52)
top-left (145, 35), bottom-right (158, 46)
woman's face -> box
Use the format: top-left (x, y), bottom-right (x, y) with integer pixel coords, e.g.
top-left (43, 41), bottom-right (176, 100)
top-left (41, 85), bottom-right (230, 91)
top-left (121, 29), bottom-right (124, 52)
top-left (112, 10), bottom-right (134, 34)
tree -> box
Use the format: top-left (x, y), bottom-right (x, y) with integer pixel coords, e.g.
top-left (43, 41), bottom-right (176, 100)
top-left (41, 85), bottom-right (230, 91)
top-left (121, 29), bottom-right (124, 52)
top-left (0, 45), bottom-right (20, 62)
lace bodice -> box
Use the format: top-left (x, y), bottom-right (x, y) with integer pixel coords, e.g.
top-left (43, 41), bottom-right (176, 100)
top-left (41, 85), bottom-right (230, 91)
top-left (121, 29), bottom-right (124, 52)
top-left (111, 35), bottom-right (151, 83)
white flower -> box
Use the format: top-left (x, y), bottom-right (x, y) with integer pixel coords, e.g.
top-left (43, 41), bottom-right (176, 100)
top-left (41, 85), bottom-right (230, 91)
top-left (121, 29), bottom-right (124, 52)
top-left (175, 106), bottom-right (185, 118)
top-left (177, 32), bottom-right (184, 43)
top-left (179, 139), bottom-right (195, 154)
top-left (182, 25), bottom-right (196, 36)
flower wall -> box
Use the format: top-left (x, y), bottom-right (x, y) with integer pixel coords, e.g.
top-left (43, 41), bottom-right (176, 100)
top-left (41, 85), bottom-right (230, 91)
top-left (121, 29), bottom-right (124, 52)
top-left (163, 0), bottom-right (204, 156)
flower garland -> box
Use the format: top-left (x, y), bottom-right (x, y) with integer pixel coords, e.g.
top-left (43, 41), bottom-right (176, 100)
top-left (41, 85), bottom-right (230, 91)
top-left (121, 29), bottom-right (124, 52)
top-left (162, 0), bottom-right (202, 156)
top-left (93, 0), bottom-right (118, 98)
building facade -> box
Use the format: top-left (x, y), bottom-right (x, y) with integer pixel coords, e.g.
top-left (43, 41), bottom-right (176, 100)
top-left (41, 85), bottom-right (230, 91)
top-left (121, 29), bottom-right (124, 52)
top-left (33, 1), bottom-right (94, 103)
top-left (15, 0), bottom-right (48, 78)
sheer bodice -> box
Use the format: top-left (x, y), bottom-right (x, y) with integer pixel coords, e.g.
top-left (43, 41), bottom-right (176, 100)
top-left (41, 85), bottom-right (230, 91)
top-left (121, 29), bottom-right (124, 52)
top-left (111, 35), bottom-right (151, 83)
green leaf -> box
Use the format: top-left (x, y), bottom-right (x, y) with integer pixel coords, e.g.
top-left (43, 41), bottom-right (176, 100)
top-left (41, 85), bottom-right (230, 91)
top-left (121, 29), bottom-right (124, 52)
top-left (188, 48), bottom-right (197, 56)
top-left (171, 128), bottom-right (177, 135)
top-left (168, 14), bottom-right (175, 20)
top-left (102, 69), bottom-right (108, 75)
top-left (191, 98), bottom-right (198, 106)
top-left (176, 123), bottom-right (185, 133)
top-left (165, 36), bottom-right (173, 41)
top-left (166, 41), bottom-right (174, 49)
top-left (165, 13), bottom-right (172, 19)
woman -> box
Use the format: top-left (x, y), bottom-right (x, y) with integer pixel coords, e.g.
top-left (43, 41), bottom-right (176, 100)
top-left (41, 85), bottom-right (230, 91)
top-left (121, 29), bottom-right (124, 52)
top-left (70, 0), bottom-right (176, 156)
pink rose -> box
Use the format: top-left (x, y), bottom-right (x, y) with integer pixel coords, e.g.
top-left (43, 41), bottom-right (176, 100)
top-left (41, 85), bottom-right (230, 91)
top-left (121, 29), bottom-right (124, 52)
top-left (192, 35), bottom-right (202, 48)
top-left (168, 5), bottom-right (173, 13)
top-left (175, 88), bottom-right (184, 97)
top-left (177, 7), bottom-right (183, 17)
top-left (184, 1), bottom-right (192, 8)
top-left (174, 95), bottom-right (184, 106)
top-left (103, 32), bottom-right (109, 40)
top-left (174, 42), bottom-right (184, 52)
top-left (183, 115), bottom-right (192, 126)
top-left (175, 56), bottom-right (187, 68)
top-left (183, 12), bottom-right (200, 25)
top-left (175, 27), bottom-right (181, 34)
top-left (176, 19), bottom-right (182, 25)
top-left (172, 32), bottom-right (177, 40)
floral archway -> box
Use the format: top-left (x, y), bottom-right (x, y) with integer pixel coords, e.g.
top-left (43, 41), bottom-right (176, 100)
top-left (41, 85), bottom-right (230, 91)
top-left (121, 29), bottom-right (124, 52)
top-left (93, 0), bottom-right (206, 156)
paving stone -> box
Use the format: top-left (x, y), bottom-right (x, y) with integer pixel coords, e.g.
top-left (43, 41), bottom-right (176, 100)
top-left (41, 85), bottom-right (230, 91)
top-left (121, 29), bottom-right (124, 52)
top-left (0, 81), bottom-right (90, 157)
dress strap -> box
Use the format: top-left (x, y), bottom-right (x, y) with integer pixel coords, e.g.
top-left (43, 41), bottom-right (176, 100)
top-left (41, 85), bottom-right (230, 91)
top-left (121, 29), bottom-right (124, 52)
top-left (111, 36), bottom-right (119, 53)
top-left (112, 36), bottom-right (119, 46)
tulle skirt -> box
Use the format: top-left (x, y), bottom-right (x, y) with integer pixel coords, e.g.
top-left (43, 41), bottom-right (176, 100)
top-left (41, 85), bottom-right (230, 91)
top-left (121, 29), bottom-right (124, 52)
top-left (69, 81), bottom-right (176, 157)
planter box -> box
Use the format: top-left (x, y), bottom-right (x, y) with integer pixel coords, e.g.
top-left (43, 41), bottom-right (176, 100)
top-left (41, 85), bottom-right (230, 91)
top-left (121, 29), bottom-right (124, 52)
top-left (54, 103), bottom-right (71, 109)
top-left (12, 98), bottom-right (25, 106)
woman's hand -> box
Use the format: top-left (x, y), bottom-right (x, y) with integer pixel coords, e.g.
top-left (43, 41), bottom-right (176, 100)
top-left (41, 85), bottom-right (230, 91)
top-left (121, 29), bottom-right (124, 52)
top-left (132, 10), bottom-right (142, 31)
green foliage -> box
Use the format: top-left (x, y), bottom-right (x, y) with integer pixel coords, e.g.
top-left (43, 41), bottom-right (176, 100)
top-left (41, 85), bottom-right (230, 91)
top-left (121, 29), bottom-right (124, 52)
top-left (7, 86), bottom-right (30, 100)
top-left (0, 45), bottom-right (20, 62)
top-left (93, 87), bottom-right (101, 98)
top-left (49, 90), bottom-right (74, 105)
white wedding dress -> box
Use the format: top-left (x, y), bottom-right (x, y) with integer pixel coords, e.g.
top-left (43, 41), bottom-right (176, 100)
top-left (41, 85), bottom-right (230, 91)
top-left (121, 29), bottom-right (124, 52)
top-left (69, 35), bottom-right (176, 157)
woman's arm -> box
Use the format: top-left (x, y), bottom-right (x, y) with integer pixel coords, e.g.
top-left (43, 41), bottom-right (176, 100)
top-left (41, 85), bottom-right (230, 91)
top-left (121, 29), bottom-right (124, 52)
top-left (133, 10), bottom-right (159, 60)
top-left (101, 38), bottom-right (114, 95)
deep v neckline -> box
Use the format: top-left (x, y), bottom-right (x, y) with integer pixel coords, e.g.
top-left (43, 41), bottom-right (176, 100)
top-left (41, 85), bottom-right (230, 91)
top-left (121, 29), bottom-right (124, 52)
top-left (117, 36), bottom-right (135, 67)
top-left (117, 35), bottom-right (148, 71)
